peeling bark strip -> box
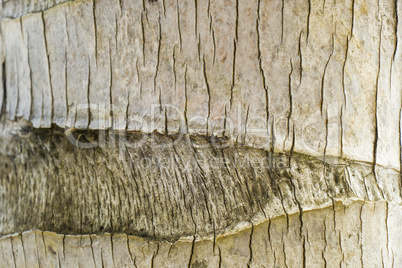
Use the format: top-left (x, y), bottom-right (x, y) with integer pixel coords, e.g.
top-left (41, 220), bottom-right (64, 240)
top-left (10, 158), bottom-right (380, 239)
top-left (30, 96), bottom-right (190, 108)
top-left (0, 121), bottom-right (401, 242)
top-left (0, 200), bottom-right (401, 267)
top-left (0, 0), bottom-right (400, 171)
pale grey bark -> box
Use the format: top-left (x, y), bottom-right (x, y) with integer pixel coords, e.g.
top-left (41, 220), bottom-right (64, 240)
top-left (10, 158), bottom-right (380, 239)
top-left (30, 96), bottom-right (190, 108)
top-left (0, 0), bottom-right (400, 168)
top-left (0, 0), bottom-right (401, 267)
top-left (1, 201), bottom-right (402, 267)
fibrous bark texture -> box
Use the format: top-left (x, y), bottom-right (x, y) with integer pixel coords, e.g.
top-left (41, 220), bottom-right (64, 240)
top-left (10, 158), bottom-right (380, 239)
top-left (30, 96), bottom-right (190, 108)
top-left (0, 0), bottom-right (401, 266)
top-left (0, 121), bottom-right (400, 240)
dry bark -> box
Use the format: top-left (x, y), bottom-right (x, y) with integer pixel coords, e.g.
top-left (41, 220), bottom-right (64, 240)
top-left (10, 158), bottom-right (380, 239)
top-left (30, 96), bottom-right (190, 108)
top-left (0, 0), bottom-right (401, 266)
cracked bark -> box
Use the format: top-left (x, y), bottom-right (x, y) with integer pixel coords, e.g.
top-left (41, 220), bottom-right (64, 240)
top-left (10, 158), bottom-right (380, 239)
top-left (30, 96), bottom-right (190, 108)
top-left (0, 0), bottom-right (401, 266)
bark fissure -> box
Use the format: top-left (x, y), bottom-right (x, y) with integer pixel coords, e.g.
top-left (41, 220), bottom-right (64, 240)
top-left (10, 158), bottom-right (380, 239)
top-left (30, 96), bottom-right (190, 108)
top-left (247, 223), bottom-right (254, 267)
top-left (287, 59), bottom-right (293, 139)
top-left (202, 57), bottom-right (211, 136)
top-left (320, 35), bottom-right (334, 115)
top-left (306, 0), bottom-right (311, 43)
top-left (373, 19), bottom-right (384, 197)
top-left (281, 0), bottom-right (285, 44)
top-left (154, 17), bottom-right (162, 95)
top-left (351, 0), bottom-right (356, 36)
top-left (176, 0), bottom-right (182, 51)
top-left (256, 0), bottom-right (269, 134)
top-left (41, 12), bottom-right (54, 124)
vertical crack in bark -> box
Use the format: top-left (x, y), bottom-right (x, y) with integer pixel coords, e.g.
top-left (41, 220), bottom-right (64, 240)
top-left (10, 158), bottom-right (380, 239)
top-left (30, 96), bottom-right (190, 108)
top-left (393, 0), bottom-right (399, 61)
top-left (42, 12), bottom-right (54, 123)
top-left (114, 15), bottom-right (119, 56)
top-left (306, 0), bottom-right (311, 43)
top-left (247, 223), bottom-right (254, 267)
top-left (62, 234), bottom-right (66, 258)
top-left (302, 236), bottom-right (306, 268)
top-left (194, 0), bottom-right (198, 36)
top-left (340, 104), bottom-right (344, 157)
top-left (14, 18), bottom-right (23, 121)
top-left (359, 203), bottom-right (364, 267)
top-left (229, 38), bottom-right (236, 109)
top-left (41, 231), bottom-right (47, 257)
top-left (267, 218), bottom-right (273, 252)
top-left (161, 0), bottom-right (166, 18)
top-left (25, 33), bottom-right (33, 122)
top-left (141, 12), bottom-right (146, 64)
top-left (197, 33), bottom-right (201, 62)
top-left (323, 109), bottom-right (329, 162)
top-left (183, 64), bottom-right (189, 133)
top-left (243, 104), bottom-right (250, 144)
top-left (188, 234), bottom-right (196, 267)
top-left (287, 58), bottom-right (293, 139)
top-left (125, 91), bottom-right (130, 130)
top-left (87, 58), bottom-right (91, 129)
top-left (20, 233), bottom-right (27, 266)
top-left (289, 123), bottom-right (295, 166)
top-left (323, 217), bottom-right (328, 268)
top-left (127, 236), bottom-right (138, 267)
top-left (342, 36), bottom-right (349, 109)
top-left (211, 29), bottom-right (216, 65)
top-left (373, 19), bottom-right (384, 197)
top-left (385, 201), bottom-right (389, 258)
top-left (351, 0), bottom-right (355, 37)
top-left (286, 167), bottom-right (303, 243)
top-left (350, 0), bottom-right (355, 36)
top-left (108, 40), bottom-right (113, 129)
top-left (320, 34), bottom-right (334, 115)
top-left (64, 49), bottom-right (69, 126)
top-left (277, 186), bottom-right (289, 230)
top-left (222, 104), bottom-right (227, 137)
top-left (154, 16), bottom-right (162, 95)
top-left (207, 0), bottom-right (211, 28)
top-left (281, 0), bottom-right (284, 44)
top-left (176, 0), bottom-right (182, 51)
top-left (9, 238), bottom-right (17, 268)
top-left (282, 233), bottom-right (289, 268)
top-left (400, 107), bottom-right (402, 176)
top-left (298, 30), bottom-right (304, 84)
top-left (340, 34), bottom-right (350, 159)
top-left (256, 0), bottom-right (269, 133)
top-left (1, 59), bottom-right (6, 117)
top-left (110, 234), bottom-right (115, 267)
top-left (270, 117), bottom-right (276, 165)
top-left (202, 56), bottom-right (211, 136)
top-left (338, 232), bottom-right (345, 266)
top-left (89, 235), bottom-right (96, 267)
top-left (92, 0), bottom-right (98, 63)
top-left (230, 0), bottom-right (239, 109)
top-left (35, 239), bottom-right (41, 267)
top-left (218, 245), bottom-right (222, 268)
top-left (172, 46), bottom-right (177, 95)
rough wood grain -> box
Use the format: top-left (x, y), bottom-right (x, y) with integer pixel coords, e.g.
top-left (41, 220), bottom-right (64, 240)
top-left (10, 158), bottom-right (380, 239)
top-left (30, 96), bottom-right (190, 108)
top-left (0, 0), bottom-right (401, 267)
top-left (0, 0), bottom-right (400, 168)
top-left (1, 201), bottom-right (401, 267)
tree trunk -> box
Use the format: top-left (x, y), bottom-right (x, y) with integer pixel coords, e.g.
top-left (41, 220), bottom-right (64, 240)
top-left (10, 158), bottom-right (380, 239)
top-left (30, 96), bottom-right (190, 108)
top-left (0, 0), bottom-right (401, 267)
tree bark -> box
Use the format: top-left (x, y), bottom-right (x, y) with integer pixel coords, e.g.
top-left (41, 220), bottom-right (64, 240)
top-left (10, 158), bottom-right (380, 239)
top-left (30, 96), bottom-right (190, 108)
top-left (0, 0), bottom-right (401, 267)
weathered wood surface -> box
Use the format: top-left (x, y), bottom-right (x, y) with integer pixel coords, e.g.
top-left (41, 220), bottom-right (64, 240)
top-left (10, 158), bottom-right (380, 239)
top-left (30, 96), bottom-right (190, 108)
top-left (1, 201), bottom-right (402, 267)
top-left (0, 0), bottom-right (400, 168)
top-left (0, 122), bottom-right (400, 239)
top-left (0, 0), bottom-right (401, 267)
